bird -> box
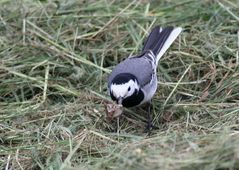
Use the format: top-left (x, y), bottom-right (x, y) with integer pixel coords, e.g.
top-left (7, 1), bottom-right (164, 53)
top-left (108, 25), bottom-right (182, 130)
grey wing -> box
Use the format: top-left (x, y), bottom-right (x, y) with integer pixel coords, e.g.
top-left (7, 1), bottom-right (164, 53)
top-left (108, 53), bottom-right (155, 87)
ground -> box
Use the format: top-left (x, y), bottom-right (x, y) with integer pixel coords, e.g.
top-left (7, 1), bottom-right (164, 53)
top-left (0, 0), bottom-right (239, 169)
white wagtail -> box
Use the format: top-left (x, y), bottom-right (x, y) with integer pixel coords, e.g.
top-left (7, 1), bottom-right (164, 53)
top-left (108, 26), bottom-right (182, 129)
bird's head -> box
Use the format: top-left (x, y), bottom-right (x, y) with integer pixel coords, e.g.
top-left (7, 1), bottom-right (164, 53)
top-left (109, 73), bottom-right (140, 105)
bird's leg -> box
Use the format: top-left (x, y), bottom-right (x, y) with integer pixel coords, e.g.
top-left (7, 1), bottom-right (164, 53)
top-left (112, 117), bottom-right (120, 133)
top-left (145, 101), bottom-right (153, 132)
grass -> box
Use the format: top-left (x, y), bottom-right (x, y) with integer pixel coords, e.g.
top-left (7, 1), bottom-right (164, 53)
top-left (0, 0), bottom-right (239, 169)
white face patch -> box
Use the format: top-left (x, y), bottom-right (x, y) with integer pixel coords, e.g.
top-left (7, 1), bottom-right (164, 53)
top-left (110, 80), bottom-right (139, 99)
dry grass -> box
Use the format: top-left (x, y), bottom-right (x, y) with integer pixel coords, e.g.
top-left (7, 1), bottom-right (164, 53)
top-left (0, 0), bottom-right (239, 169)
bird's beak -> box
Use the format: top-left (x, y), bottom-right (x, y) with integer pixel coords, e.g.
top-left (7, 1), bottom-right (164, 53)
top-left (117, 97), bottom-right (123, 104)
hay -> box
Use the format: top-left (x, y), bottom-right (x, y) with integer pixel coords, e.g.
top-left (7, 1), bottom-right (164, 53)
top-left (0, 0), bottom-right (239, 169)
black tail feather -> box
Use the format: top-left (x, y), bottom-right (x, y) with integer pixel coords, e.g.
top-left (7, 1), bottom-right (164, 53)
top-left (152, 26), bottom-right (174, 56)
top-left (142, 26), bottom-right (161, 53)
top-left (142, 26), bottom-right (174, 56)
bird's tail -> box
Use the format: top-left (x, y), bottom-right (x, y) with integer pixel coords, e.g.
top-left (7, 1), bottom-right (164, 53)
top-left (142, 26), bottom-right (182, 64)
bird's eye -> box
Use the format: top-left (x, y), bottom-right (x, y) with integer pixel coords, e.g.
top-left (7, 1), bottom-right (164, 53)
top-left (128, 87), bottom-right (131, 91)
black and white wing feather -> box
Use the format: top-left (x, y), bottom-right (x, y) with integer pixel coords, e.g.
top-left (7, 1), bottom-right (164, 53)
top-left (108, 53), bottom-right (154, 88)
top-left (142, 26), bottom-right (182, 64)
